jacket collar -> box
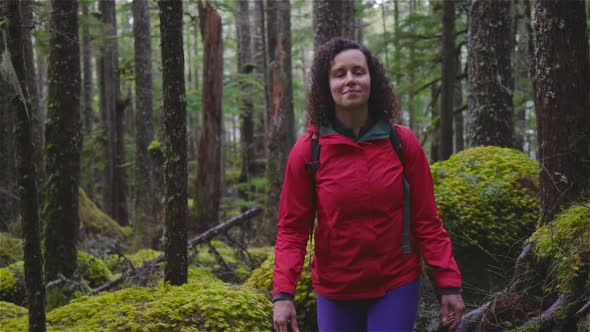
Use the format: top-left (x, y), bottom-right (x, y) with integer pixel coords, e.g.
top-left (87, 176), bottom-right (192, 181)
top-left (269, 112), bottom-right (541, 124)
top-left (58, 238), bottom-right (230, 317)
top-left (319, 118), bottom-right (390, 143)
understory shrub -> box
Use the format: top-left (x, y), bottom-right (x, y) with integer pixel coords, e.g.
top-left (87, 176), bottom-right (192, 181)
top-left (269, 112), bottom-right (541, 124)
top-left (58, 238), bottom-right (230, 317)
top-left (0, 233), bottom-right (22, 268)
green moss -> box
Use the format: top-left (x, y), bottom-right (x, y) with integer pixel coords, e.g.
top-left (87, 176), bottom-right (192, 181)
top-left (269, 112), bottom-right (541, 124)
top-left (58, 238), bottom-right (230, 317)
top-left (104, 249), bottom-right (162, 274)
top-left (246, 246), bottom-right (316, 331)
top-left (192, 240), bottom-right (260, 284)
top-left (0, 262), bottom-right (25, 306)
top-left (77, 252), bottom-right (113, 288)
top-left (529, 200), bottom-right (590, 293)
top-left (0, 301), bottom-right (27, 320)
top-left (0, 233), bottom-right (22, 268)
top-left (1, 283), bottom-right (272, 331)
top-left (147, 139), bottom-right (162, 152)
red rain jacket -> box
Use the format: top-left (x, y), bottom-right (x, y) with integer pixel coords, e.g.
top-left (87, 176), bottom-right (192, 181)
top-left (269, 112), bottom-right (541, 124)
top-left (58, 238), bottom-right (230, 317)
top-left (272, 121), bottom-right (461, 300)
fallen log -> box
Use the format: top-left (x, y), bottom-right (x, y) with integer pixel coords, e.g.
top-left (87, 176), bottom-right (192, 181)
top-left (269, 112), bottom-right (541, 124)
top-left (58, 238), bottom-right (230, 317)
top-left (92, 205), bottom-right (262, 294)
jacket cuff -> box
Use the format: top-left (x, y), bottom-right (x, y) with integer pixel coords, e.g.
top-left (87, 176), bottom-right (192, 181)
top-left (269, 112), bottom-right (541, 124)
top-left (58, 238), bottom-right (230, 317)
top-left (272, 292), bottom-right (294, 303)
top-left (438, 287), bottom-right (462, 295)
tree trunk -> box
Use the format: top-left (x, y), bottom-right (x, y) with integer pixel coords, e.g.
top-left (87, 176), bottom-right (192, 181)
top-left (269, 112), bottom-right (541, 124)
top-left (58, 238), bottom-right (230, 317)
top-left (238, 0), bottom-right (255, 186)
top-left (44, 0), bottom-right (82, 288)
top-left (196, 0), bottom-right (223, 233)
top-left (253, 0), bottom-right (267, 177)
top-left (0, 30), bottom-right (17, 232)
top-left (467, 0), bottom-right (514, 147)
top-left (533, 0), bottom-right (590, 221)
top-left (158, 0), bottom-right (188, 286)
top-left (440, 0), bottom-right (456, 160)
top-left (98, 0), bottom-right (116, 218)
top-left (264, 0), bottom-right (295, 244)
top-left (132, 0), bottom-right (159, 249)
top-left (2, 1), bottom-right (47, 329)
top-left (341, 0), bottom-right (356, 40)
top-left (454, 51), bottom-right (464, 153)
top-left (430, 82), bottom-right (441, 162)
top-left (313, 0), bottom-right (341, 50)
top-left (81, 0), bottom-right (95, 199)
top-left (408, 0), bottom-right (417, 133)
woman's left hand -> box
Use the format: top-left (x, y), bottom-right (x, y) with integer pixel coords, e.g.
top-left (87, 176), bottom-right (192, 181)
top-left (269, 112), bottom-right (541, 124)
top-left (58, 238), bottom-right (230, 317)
top-left (440, 294), bottom-right (465, 331)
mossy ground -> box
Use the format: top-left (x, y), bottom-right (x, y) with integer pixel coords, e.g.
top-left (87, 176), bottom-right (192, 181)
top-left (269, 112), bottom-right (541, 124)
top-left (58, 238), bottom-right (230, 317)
top-left (431, 146), bottom-right (539, 298)
top-left (0, 301), bottom-right (27, 321)
top-left (0, 282), bottom-right (272, 332)
top-left (0, 233), bottom-right (22, 268)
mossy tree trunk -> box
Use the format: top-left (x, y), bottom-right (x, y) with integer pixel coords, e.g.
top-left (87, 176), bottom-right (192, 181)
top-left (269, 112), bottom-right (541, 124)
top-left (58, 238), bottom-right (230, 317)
top-left (2, 1), bottom-right (47, 330)
top-left (264, 0), bottom-right (294, 244)
top-left (237, 0), bottom-right (255, 187)
top-left (196, 0), bottom-right (223, 233)
top-left (533, 0), bottom-right (590, 221)
top-left (44, 0), bottom-right (82, 305)
top-left (158, 0), bottom-right (188, 286)
top-left (467, 0), bottom-right (514, 148)
top-left (132, 0), bottom-right (159, 249)
top-left (81, 0), bottom-right (95, 199)
top-left (453, 50), bottom-right (464, 153)
top-left (440, 0), bottom-right (456, 160)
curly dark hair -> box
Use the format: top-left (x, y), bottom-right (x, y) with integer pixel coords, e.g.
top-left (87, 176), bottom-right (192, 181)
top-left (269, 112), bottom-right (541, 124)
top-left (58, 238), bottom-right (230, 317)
top-left (306, 37), bottom-right (400, 129)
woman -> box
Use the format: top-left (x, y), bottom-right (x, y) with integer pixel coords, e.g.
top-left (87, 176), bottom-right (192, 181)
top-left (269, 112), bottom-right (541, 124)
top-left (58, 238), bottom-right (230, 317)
top-left (272, 38), bottom-right (464, 332)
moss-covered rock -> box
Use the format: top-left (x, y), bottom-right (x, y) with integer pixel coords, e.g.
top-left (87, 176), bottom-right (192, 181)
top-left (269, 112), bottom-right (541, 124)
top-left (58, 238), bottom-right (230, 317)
top-left (529, 200), bottom-right (590, 293)
top-left (246, 249), bottom-right (316, 331)
top-left (0, 301), bottom-right (27, 321)
top-left (0, 252), bottom-right (113, 307)
top-left (78, 188), bottom-right (130, 255)
top-left (431, 147), bottom-right (539, 296)
top-left (0, 282), bottom-right (272, 331)
top-left (0, 233), bottom-right (22, 268)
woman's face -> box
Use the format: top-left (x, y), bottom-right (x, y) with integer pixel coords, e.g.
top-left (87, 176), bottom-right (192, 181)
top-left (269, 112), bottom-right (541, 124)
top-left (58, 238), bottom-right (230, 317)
top-left (329, 49), bottom-right (371, 112)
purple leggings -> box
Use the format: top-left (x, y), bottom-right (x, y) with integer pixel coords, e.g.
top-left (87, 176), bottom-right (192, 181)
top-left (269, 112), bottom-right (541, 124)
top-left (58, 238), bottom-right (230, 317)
top-left (316, 278), bottom-right (421, 332)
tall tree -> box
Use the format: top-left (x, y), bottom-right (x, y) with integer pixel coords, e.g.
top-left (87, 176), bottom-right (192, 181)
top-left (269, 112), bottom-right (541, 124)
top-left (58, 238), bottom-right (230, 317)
top-left (132, 0), bottom-right (159, 248)
top-left (454, 51), bottom-right (464, 153)
top-left (533, 0), bottom-right (590, 221)
top-left (44, 0), bottom-right (82, 287)
top-left (440, 0), bottom-right (456, 160)
top-left (158, 0), bottom-right (188, 285)
top-left (81, 0), bottom-right (95, 198)
top-left (0, 27), bottom-right (17, 232)
top-left (237, 0), bottom-right (255, 185)
top-left (253, 0), bottom-right (268, 173)
top-left (2, 1), bottom-right (46, 329)
top-left (98, 0), bottom-right (128, 226)
top-left (313, 0), bottom-right (356, 50)
top-left (195, 0), bottom-right (223, 233)
top-left (467, 0), bottom-right (514, 147)
top-left (264, 0), bottom-right (294, 243)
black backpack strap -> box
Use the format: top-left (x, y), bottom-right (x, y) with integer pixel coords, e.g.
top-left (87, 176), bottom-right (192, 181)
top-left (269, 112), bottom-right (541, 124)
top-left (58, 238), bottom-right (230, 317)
top-left (389, 125), bottom-right (412, 255)
top-left (304, 132), bottom-right (321, 270)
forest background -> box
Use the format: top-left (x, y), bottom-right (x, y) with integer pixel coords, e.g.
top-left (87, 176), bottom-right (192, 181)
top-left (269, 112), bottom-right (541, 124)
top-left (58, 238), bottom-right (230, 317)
top-left (0, 0), bottom-right (589, 331)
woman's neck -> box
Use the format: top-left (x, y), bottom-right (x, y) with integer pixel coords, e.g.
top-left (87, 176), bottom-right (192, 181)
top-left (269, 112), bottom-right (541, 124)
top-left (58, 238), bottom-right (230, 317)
top-left (335, 107), bottom-right (369, 136)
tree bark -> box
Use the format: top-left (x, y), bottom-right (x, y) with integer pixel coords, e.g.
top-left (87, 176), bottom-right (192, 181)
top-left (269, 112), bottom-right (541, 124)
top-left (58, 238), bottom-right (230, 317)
top-left (430, 82), bottom-right (441, 162)
top-left (264, 0), bottom-right (295, 243)
top-left (408, 0), bottom-right (417, 133)
top-left (81, 1), bottom-right (95, 199)
top-left (253, 0), bottom-right (268, 176)
top-left (44, 0), bottom-right (82, 290)
top-left (313, 0), bottom-right (347, 50)
top-left (341, 0), bottom-right (356, 40)
top-left (158, 0), bottom-right (188, 286)
top-left (0, 29), bottom-right (17, 232)
top-left (196, 0), bottom-right (223, 233)
top-left (454, 50), bottom-right (464, 153)
top-left (237, 0), bottom-right (255, 185)
top-left (467, 0), bottom-right (514, 147)
top-left (2, 1), bottom-right (47, 329)
top-left (533, 0), bottom-right (590, 221)
top-left (132, 0), bottom-right (159, 249)
top-left (440, 0), bottom-right (456, 160)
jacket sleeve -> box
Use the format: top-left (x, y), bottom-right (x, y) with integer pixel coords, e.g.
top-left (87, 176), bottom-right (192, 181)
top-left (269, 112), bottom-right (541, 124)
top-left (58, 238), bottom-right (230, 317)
top-left (398, 126), bottom-right (462, 289)
top-left (272, 140), bottom-right (315, 296)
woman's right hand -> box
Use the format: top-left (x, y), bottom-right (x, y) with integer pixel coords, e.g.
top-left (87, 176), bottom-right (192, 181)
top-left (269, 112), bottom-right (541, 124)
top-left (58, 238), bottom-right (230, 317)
top-left (273, 300), bottom-right (299, 332)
